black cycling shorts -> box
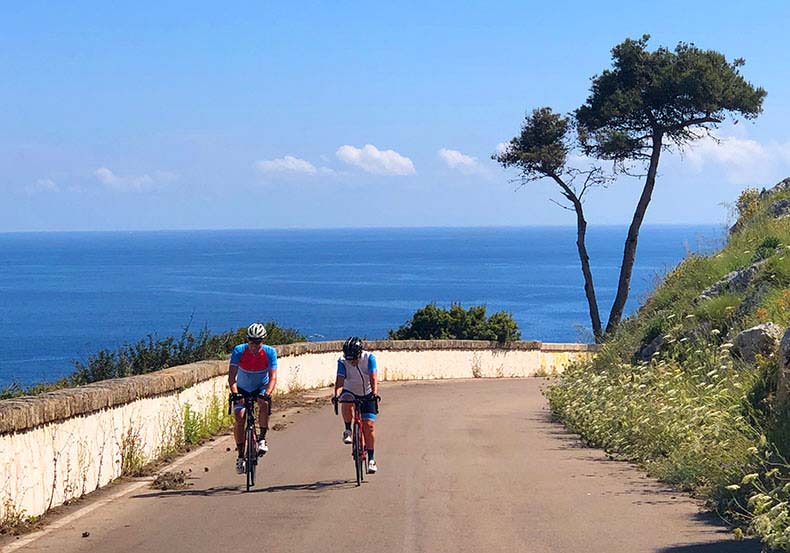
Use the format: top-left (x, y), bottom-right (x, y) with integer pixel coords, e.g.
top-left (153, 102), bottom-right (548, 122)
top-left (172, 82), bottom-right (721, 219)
top-left (340, 391), bottom-right (379, 420)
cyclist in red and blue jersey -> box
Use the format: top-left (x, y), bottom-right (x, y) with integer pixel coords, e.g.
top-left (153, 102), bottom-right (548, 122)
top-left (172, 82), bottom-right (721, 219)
top-left (333, 336), bottom-right (380, 474)
top-left (229, 322), bottom-right (278, 475)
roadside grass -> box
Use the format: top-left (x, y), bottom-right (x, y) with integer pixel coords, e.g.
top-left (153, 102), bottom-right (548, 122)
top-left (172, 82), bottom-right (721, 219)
top-left (0, 499), bottom-right (41, 536)
top-left (546, 182), bottom-right (790, 550)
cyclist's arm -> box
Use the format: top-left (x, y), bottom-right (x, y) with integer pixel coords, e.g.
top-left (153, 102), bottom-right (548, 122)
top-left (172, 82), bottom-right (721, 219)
top-left (264, 368), bottom-right (277, 397)
top-left (368, 354), bottom-right (378, 396)
top-left (228, 362), bottom-right (239, 394)
top-left (264, 346), bottom-right (278, 397)
top-left (228, 346), bottom-right (243, 394)
top-left (334, 375), bottom-right (345, 398)
top-left (334, 359), bottom-right (346, 398)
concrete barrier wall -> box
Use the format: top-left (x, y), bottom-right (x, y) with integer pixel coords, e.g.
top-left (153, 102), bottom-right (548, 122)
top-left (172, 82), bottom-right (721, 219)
top-left (0, 340), bottom-right (598, 521)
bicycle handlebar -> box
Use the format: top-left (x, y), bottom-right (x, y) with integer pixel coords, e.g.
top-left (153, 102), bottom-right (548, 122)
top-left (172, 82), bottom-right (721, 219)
top-left (227, 391), bottom-right (272, 415)
top-left (332, 393), bottom-right (381, 416)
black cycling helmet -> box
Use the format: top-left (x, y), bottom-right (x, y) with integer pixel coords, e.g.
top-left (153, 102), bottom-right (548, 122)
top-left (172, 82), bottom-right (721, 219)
top-left (342, 336), bottom-right (364, 360)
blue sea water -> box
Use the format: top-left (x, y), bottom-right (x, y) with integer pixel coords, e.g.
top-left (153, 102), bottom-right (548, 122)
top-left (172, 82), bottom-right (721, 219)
top-left (0, 226), bottom-right (722, 387)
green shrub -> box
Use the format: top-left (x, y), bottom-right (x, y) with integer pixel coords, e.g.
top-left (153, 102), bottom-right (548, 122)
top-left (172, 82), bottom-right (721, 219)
top-left (735, 187), bottom-right (761, 227)
top-left (227, 321), bottom-right (305, 348)
top-left (752, 236), bottom-right (782, 262)
top-left (693, 293), bottom-right (741, 326)
top-left (1, 321), bottom-right (306, 398)
top-left (388, 303), bottom-right (521, 343)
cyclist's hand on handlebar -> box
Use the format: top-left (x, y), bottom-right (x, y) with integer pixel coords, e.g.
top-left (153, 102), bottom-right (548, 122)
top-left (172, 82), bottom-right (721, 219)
top-left (330, 395), bottom-right (338, 405)
top-left (262, 393), bottom-right (272, 402)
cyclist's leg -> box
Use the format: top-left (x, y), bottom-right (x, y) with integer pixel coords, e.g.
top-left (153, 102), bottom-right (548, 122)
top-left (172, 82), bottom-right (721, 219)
top-left (361, 416), bottom-right (375, 452)
top-left (256, 395), bottom-right (270, 434)
top-left (233, 399), bottom-right (247, 457)
top-left (361, 399), bottom-right (376, 452)
top-left (338, 390), bottom-right (354, 430)
top-left (341, 402), bottom-right (354, 424)
top-left (255, 393), bottom-right (270, 453)
top-left (360, 395), bottom-right (378, 470)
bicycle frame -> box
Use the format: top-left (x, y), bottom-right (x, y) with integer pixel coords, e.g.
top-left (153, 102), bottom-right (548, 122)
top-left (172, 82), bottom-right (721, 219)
top-left (228, 390), bottom-right (269, 492)
top-left (334, 393), bottom-right (369, 486)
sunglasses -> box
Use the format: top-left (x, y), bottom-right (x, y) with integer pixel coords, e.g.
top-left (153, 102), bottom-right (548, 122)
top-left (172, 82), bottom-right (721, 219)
top-left (248, 338), bottom-right (263, 344)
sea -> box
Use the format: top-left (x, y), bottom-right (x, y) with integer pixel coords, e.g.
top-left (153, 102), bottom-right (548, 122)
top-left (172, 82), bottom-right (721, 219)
top-left (0, 225), bottom-right (722, 387)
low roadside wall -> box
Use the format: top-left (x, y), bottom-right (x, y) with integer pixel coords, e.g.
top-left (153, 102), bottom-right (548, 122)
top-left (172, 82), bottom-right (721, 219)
top-left (0, 340), bottom-right (598, 522)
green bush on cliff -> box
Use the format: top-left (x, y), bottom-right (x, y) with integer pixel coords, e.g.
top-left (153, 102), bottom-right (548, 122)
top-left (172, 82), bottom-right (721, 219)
top-left (0, 321), bottom-right (306, 398)
top-left (546, 179), bottom-right (790, 549)
top-left (388, 303), bottom-right (521, 343)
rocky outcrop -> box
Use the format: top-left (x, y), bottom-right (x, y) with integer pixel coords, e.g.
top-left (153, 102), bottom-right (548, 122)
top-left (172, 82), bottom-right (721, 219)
top-left (637, 334), bottom-right (665, 362)
top-left (767, 198), bottom-right (790, 219)
top-left (732, 323), bottom-right (784, 363)
top-left (778, 328), bottom-right (790, 406)
top-left (734, 283), bottom-right (773, 320)
top-left (731, 177), bottom-right (790, 234)
top-left (696, 260), bottom-right (766, 303)
top-left (759, 177), bottom-right (790, 199)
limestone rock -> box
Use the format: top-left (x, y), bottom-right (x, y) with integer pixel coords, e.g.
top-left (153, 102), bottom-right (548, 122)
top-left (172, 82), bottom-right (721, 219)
top-left (696, 260), bottom-right (766, 303)
top-left (732, 323), bottom-right (784, 363)
top-left (767, 198), bottom-right (790, 219)
top-left (759, 177), bottom-right (790, 199)
top-left (734, 283), bottom-right (773, 320)
top-left (637, 334), bottom-right (665, 362)
top-left (778, 328), bottom-right (790, 406)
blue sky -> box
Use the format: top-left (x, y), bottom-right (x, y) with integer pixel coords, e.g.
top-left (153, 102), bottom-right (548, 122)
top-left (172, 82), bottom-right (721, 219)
top-left (2, 1), bottom-right (789, 231)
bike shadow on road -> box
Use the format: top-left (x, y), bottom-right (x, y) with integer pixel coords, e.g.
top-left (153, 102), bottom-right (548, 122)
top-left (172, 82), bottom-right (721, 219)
top-left (131, 479), bottom-right (356, 499)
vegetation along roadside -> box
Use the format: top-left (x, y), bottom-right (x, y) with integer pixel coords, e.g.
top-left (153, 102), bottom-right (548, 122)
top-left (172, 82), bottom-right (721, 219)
top-left (0, 322), bottom-right (305, 399)
top-left (546, 178), bottom-right (790, 550)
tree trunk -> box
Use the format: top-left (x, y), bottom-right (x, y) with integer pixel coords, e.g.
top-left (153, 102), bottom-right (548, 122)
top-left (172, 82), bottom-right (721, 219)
top-left (576, 208), bottom-right (604, 342)
top-left (552, 176), bottom-right (603, 341)
top-left (604, 132), bottom-right (663, 336)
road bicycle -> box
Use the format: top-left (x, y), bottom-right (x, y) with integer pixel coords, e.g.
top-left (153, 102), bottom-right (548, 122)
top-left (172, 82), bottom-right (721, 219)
top-left (333, 392), bottom-right (379, 486)
top-left (228, 390), bottom-right (270, 492)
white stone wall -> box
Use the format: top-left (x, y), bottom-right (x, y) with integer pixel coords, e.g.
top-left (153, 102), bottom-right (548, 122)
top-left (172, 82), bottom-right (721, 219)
top-left (0, 377), bottom-right (227, 523)
top-left (277, 348), bottom-right (583, 391)
top-left (0, 344), bottom-right (593, 522)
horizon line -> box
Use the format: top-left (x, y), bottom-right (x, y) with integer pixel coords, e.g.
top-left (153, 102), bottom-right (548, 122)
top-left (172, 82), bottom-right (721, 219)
top-left (0, 222), bottom-right (728, 236)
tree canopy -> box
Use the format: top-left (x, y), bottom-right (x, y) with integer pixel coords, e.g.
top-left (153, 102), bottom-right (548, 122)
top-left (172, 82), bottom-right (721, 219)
top-left (495, 107), bottom-right (571, 179)
top-left (495, 35), bottom-right (765, 340)
top-left (388, 303), bottom-right (521, 343)
top-left (576, 35), bottom-right (766, 161)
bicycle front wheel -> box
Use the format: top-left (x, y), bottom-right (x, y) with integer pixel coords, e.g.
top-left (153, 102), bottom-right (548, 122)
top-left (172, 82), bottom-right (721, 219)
top-left (353, 423), bottom-right (363, 486)
top-left (246, 426), bottom-right (257, 491)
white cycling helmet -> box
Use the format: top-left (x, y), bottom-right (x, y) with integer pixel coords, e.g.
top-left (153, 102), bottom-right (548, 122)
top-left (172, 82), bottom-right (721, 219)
top-left (246, 322), bottom-right (267, 340)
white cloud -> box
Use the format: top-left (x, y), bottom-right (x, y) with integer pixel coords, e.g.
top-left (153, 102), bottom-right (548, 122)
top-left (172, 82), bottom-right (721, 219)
top-left (438, 148), bottom-right (485, 175)
top-left (495, 142), bottom-right (511, 156)
top-left (255, 156), bottom-right (319, 175)
top-left (26, 178), bottom-right (59, 193)
top-left (94, 167), bottom-right (156, 190)
top-left (682, 134), bottom-right (790, 185)
top-left (336, 144), bottom-right (415, 175)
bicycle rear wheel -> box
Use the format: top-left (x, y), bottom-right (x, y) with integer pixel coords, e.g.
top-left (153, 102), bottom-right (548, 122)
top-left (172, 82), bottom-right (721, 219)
top-left (246, 426), bottom-right (256, 491)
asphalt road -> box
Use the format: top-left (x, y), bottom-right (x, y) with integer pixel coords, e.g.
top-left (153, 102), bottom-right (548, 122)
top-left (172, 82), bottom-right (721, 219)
top-left (3, 379), bottom-right (762, 553)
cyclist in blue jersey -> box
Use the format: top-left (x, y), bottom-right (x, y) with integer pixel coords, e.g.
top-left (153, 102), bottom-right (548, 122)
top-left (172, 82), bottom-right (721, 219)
top-left (333, 336), bottom-right (380, 473)
top-left (229, 322), bottom-right (278, 475)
